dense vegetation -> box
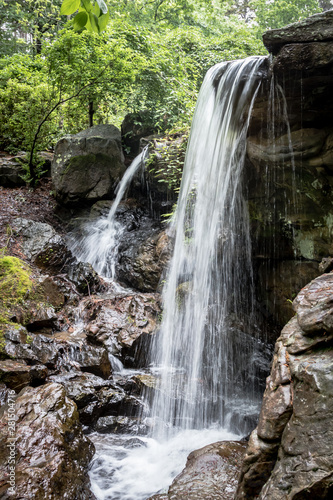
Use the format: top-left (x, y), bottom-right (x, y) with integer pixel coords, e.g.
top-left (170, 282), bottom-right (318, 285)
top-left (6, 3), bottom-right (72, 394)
top-left (0, 0), bottom-right (331, 180)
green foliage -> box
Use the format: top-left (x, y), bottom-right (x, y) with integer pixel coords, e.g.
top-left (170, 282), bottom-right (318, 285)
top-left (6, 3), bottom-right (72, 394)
top-left (0, 55), bottom-right (59, 153)
top-left (60, 0), bottom-right (110, 33)
top-left (0, 0), bottom-right (64, 57)
top-left (147, 132), bottom-right (189, 194)
top-left (251, 0), bottom-right (323, 32)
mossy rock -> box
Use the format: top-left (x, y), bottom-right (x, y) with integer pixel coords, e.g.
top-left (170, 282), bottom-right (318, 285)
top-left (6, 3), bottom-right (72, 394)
top-left (0, 256), bottom-right (63, 358)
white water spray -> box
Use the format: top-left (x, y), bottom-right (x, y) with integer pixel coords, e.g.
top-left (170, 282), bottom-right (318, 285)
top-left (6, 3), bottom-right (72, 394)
top-left (67, 146), bottom-right (148, 278)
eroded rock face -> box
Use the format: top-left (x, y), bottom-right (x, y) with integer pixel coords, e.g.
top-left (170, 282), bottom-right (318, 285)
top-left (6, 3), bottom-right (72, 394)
top-left (247, 10), bottom-right (333, 329)
top-left (236, 272), bottom-right (333, 499)
top-left (0, 383), bottom-right (95, 499)
top-left (52, 124), bottom-right (125, 205)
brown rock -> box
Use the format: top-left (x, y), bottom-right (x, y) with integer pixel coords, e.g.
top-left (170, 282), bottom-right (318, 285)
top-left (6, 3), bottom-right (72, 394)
top-left (0, 383), bottom-right (95, 499)
top-left (167, 441), bottom-right (246, 500)
top-left (293, 272), bottom-right (333, 334)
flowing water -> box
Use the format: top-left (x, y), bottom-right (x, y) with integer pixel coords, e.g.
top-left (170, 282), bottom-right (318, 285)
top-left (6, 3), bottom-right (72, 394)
top-left (67, 146), bottom-right (148, 278)
top-left (149, 56), bottom-right (267, 438)
top-left (86, 56), bottom-right (269, 498)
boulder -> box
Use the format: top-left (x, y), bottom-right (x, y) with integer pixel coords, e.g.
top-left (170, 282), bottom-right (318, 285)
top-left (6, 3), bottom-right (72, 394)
top-left (149, 441), bottom-right (246, 500)
top-left (0, 383), bottom-right (95, 499)
top-left (0, 153), bottom-right (25, 187)
top-left (52, 124), bottom-right (125, 205)
top-left (11, 218), bottom-right (66, 263)
top-left (118, 229), bottom-right (172, 292)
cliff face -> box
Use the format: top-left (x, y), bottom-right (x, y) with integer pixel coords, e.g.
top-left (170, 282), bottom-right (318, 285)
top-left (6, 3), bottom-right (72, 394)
top-left (236, 12), bottom-right (333, 498)
top-left (247, 10), bottom-right (333, 329)
top-left (235, 272), bottom-right (333, 499)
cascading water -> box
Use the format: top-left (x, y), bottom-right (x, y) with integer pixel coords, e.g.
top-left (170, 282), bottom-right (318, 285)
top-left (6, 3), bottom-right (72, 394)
top-left (88, 56), bottom-right (270, 499)
top-left (67, 146), bottom-right (148, 278)
top-left (150, 56), bottom-right (267, 437)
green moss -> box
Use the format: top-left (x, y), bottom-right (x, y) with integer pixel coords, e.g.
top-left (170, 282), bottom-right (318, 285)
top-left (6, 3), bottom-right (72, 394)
top-left (0, 256), bottom-right (34, 356)
top-left (0, 256), bottom-right (33, 306)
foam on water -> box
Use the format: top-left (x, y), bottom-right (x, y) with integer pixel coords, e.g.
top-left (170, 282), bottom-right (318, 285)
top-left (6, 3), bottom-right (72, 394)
top-left (89, 427), bottom-right (240, 500)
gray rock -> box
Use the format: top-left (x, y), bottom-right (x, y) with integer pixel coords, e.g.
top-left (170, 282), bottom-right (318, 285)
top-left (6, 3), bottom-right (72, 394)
top-left (12, 217), bottom-right (63, 262)
top-left (52, 124), bottom-right (125, 205)
top-left (263, 10), bottom-right (333, 54)
top-left (0, 155), bottom-right (25, 186)
top-left (0, 383), bottom-right (95, 499)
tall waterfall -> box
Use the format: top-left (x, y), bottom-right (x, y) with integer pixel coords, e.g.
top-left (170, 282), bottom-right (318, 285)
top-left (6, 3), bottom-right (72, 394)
top-left (150, 56), bottom-right (267, 437)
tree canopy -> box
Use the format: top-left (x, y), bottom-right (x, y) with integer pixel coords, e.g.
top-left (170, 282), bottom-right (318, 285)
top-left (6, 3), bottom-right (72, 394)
top-left (0, 0), bottom-right (332, 181)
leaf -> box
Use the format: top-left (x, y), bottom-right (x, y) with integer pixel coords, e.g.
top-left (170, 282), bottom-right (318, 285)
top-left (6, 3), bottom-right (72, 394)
top-left (96, 0), bottom-right (108, 15)
top-left (89, 12), bottom-right (99, 33)
top-left (81, 0), bottom-right (92, 13)
top-left (60, 0), bottom-right (80, 15)
top-left (73, 11), bottom-right (88, 31)
top-left (97, 10), bottom-right (109, 32)
top-left (93, 2), bottom-right (100, 17)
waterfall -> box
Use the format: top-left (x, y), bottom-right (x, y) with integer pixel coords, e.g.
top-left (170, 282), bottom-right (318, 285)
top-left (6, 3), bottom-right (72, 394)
top-left (88, 56), bottom-right (271, 499)
top-left (67, 146), bottom-right (148, 278)
top-left (150, 56), bottom-right (267, 437)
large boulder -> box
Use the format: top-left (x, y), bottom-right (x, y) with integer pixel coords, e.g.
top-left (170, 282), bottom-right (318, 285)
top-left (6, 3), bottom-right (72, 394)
top-left (52, 124), bottom-right (125, 205)
top-left (0, 383), bottom-right (95, 499)
top-left (235, 272), bottom-right (333, 499)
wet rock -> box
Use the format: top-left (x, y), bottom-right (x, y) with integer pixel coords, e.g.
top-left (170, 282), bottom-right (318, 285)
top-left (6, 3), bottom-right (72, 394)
top-left (82, 292), bottom-right (161, 367)
top-left (0, 383), bottom-right (95, 499)
top-left (293, 272), bottom-right (333, 334)
top-left (0, 383), bottom-right (10, 408)
top-left (12, 217), bottom-right (64, 262)
top-left (94, 415), bottom-right (149, 434)
top-left (0, 359), bottom-right (31, 392)
top-left (53, 331), bottom-right (111, 379)
top-left (165, 441), bottom-right (246, 500)
top-left (118, 229), bottom-right (172, 292)
top-left (273, 42), bottom-right (333, 72)
top-left (0, 358), bottom-right (47, 391)
top-left (67, 261), bottom-right (104, 294)
top-left (30, 333), bottom-right (59, 367)
top-left (235, 429), bottom-right (279, 499)
top-left (52, 124), bottom-right (125, 205)
top-left (263, 10), bottom-right (333, 54)
top-left (236, 272), bottom-right (333, 499)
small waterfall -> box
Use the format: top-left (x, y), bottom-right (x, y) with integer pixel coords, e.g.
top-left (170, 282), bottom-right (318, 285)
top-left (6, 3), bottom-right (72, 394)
top-left (150, 56), bottom-right (267, 437)
top-left (67, 146), bottom-right (148, 278)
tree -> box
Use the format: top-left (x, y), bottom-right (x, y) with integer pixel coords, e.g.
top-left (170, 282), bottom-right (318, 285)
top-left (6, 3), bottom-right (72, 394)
top-left (251, 0), bottom-right (323, 31)
top-left (0, 0), bottom-right (64, 56)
